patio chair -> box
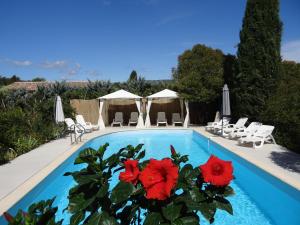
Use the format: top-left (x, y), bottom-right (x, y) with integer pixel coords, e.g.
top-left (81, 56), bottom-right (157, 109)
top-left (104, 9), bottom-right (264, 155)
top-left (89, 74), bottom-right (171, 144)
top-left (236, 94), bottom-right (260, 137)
top-left (64, 118), bottom-right (85, 143)
top-left (206, 111), bottom-right (220, 127)
top-left (205, 117), bottom-right (230, 131)
top-left (172, 113), bottom-right (183, 126)
top-left (157, 112), bottom-right (168, 126)
top-left (230, 122), bottom-right (262, 139)
top-left (238, 125), bottom-right (276, 149)
top-left (128, 112), bottom-right (139, 126)
top-left (111, 112), bottom-right (123, 127)
top-left (76, 115), bottom-right (97, 132)
top-left (221, 117), bottom-right (248, 137)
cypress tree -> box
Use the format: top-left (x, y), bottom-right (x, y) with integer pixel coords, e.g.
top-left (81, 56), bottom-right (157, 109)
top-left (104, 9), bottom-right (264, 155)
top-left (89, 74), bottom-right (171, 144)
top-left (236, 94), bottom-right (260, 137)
top-left (235, 0), bottom-right (282, 119)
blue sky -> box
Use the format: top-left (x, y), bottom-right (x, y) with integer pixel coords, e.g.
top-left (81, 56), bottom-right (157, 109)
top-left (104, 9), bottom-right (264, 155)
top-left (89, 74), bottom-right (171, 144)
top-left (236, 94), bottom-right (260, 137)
top-left (0, 0), bottom-right (299, 81)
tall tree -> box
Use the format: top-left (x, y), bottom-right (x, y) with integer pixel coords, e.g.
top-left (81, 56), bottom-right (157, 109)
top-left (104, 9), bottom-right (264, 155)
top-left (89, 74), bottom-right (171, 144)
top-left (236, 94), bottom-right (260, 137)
top-left (235, 0), bottom-right (282, 119)
top-left (173, 44), bottom-right (224, 103)
top-left (128, 70), bottom-right (138, 82)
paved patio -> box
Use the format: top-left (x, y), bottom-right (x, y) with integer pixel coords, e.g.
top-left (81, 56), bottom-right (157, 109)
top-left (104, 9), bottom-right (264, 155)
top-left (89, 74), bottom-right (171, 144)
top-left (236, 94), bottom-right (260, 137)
top-left (0, 126), bottom-right (299, 214)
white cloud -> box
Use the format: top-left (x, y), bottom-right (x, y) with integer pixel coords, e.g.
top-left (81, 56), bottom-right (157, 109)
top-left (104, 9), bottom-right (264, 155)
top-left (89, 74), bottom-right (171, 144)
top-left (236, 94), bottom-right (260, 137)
top-left (67, 63), bottom-right (81, 76)
top-left (12, 60), bottom-right (32, 66)
top-left (282, 40), bottom-right (300, 62)
top-left (1, 58), bottom-right (33, 66)
top-left (41, 60), bottom-right (67, 69)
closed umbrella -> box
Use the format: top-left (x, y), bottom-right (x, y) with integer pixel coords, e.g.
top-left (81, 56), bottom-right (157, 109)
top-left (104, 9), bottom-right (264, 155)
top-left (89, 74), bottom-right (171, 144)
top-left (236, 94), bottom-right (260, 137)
top-left (54, 95), bottom-right (65, 124)
top-left (221, 84), bottom-right (231, 135)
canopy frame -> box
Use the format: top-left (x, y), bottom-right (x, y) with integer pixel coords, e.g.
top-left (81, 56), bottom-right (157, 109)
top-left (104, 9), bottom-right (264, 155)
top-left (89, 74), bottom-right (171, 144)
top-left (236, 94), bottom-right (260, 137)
top-left (145, 89), bottom-right (189, 128)
top-left (97, 89), bottom-right (143, 129)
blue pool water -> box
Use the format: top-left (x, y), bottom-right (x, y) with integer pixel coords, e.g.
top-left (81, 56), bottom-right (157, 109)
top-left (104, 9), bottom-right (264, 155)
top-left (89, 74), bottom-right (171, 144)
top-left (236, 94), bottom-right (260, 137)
top-left (1, 130), bottom-right (300, 225)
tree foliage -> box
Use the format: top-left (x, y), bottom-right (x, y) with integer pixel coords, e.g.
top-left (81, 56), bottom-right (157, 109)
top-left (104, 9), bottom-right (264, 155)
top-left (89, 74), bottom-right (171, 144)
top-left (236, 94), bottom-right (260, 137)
top-left (173, 44), bottom-right (224, 103)
top-left (0, 75), bottom-right (20, 87)
top-left (235, 0), bottom-right (282, 119)
top-left (262, 61), bottom-right (300, 152)
top-left (128, 70), bottom-right (138, 82)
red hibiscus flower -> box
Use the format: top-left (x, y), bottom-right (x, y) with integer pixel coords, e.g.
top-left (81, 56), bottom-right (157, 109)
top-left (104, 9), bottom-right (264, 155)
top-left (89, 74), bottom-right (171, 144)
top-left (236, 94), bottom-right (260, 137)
top-left (199, 155), bottom-right (233, 186)
top-left (139, 158), bottom-right (178, 200)
top-left (119, 159), bottom-right (140, 185)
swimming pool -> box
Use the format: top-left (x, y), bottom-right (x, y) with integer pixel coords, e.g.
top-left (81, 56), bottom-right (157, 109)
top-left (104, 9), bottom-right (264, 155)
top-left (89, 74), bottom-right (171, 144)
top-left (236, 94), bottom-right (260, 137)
top-left (1, 130), bottom-right (300, 225)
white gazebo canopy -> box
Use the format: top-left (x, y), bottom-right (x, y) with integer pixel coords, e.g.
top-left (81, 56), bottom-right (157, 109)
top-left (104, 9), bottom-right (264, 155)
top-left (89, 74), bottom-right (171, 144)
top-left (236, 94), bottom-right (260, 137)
top-left (97, 89), bottom-right (144, 129)
top-left (147, 89), bottom-right (179, 99)
top-left (145, 89), bottom-right (189, 128)
top-left (98, 89), bottom-right (142, 100)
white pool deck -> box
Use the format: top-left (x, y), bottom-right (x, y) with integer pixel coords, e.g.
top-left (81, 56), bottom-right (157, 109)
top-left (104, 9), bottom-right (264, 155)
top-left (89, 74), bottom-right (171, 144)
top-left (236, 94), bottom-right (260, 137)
top-left (0, 126), bottom-right (300, 214)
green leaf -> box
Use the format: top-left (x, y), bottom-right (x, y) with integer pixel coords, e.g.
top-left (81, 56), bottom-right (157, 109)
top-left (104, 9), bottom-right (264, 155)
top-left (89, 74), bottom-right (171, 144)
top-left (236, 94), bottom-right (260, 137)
top-left (188, 188), bottom-right (206, 202)
top-left (96, 183), bottom-right (109, 198)
top-left (97, 143), bottom-right (109, 158)
top-left (70, 212), bottom-right (84, 225)
top-left (197, 202), bottom-right (216, 223)
top-left (223, 186), bottom-right (235, 197)
top-left (86, 212), bottom-right (118, 225)
top-left (162, 203), bottom-right (182, 222)
top-left (79, 147), bottom-right (97, 157)
top-left (135, 150), bottom-right (145, 160)
top-left (111, 181), bottom-right (135, 204)
top-left (144, 212), bottom-right (164, 225)
top-left (180, 164), bottom-right (194, 178)
top-left (214, 197), bottom-right (233, 215)
top-left (173, 215), bottom-right (199, 225)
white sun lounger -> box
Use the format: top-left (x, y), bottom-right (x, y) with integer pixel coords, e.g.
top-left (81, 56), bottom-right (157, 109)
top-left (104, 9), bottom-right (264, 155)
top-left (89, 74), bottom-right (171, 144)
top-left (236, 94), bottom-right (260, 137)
top-left (128, 112), bottom-right (139, 126)
top-left (76, 115), bottom-right (98, 132)
top-left (172, 113), bottom-right (183, 126)
top-left (64, 118), bottom-right (85, 143)
top-left (206, 111), bottom-right (220, 127)
top-left (206, 117), bottom-right (230, 131)
top-left (239, 125), bottom-right (276, 149)
top-left (111, 112), bottom-right (123, 127)
top-left (221, 117), bottom-right (248, 136)
top-left (157, 112), bottom-right (168, 126)
top-left (230, 122), bottom-right (262, 139)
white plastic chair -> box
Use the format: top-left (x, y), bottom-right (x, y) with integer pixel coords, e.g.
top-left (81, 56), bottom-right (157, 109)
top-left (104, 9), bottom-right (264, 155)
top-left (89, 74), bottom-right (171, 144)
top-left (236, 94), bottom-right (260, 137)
top-left (111, 112), bottom-right (123, 127)
top-left (239, 125), bottom-right (276, 149)
top-left (64, 118), bottom-right (85, 143)
top-left (157, 112), bottom-right (168, 126)
top-left (76, 115), bottom-right (96, 132)
top-left (172, 113), bottom-right (183, 126)
top-left (206, 117), bottom-right (230, 131)
top-left (128, 112), bottom-right (139, 126)
top-left (221, 117), bottom-right (248, 136)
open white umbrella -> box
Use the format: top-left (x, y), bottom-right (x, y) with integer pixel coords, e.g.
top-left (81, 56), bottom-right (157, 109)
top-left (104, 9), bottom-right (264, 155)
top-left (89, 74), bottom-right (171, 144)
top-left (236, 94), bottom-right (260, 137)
top-left (221, 84), bottom-right (231, 135)
top-left (54, 95), bottom-right (65, 124)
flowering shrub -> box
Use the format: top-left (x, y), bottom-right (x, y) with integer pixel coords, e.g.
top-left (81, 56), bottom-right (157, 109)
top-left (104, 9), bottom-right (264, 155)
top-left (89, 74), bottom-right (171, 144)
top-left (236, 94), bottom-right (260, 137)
top-left (4, 143), bottom-right (234, 225)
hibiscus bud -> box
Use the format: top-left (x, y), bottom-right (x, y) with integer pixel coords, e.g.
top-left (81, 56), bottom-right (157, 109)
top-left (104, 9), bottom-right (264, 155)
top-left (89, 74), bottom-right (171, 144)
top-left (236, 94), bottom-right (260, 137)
top-left (21, 210), bottom-right (28, 218)
top-left (170, 145), bottom-right (177, 156)
top-left (3, 212), bottom-right (14, 222)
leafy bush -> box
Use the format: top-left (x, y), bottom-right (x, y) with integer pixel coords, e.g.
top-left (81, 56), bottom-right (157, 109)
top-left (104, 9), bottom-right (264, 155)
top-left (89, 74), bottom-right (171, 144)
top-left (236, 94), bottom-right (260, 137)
top-left (4, 198), bottom-right (62, 225)
top-left (15, 136), bottom-right (40, 154)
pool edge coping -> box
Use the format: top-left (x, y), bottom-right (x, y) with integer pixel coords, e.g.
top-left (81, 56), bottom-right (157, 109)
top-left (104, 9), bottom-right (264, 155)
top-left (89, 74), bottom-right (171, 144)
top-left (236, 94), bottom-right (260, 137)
top-left (0, 127), bottom-right (299, 216)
